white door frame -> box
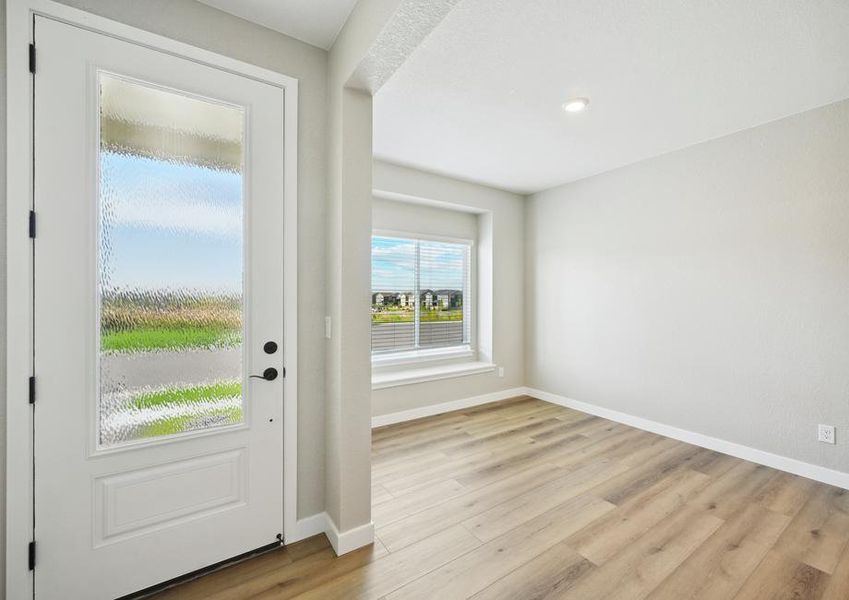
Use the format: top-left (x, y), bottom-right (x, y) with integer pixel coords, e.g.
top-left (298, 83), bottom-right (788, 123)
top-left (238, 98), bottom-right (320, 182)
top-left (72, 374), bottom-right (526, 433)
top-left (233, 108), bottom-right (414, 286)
top-left (5, 1), bottom-right (299, 596)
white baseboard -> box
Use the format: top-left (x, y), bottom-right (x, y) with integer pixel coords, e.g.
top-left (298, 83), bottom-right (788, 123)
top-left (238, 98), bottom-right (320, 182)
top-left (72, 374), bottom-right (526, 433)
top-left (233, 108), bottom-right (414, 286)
top-left (525, 387), bottom-right (849, 491)
top-left (372, 386), bottom-right (528, 428)
top-left (325, 515), bottom-right (376, 556)
top-left (288, 512), bottom-right (329, 544)
top-left (288, 512), bottom-right (375, 556)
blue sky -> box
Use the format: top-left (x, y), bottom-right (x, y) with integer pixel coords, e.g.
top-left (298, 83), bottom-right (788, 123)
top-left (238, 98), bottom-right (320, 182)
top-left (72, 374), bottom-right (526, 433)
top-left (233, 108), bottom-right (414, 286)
top-left (99, 153), bottom-right (466, 298)
top-left (100, 152), bottom-right (243, 295)
top-left (372, 236), bottom-right (466, 292)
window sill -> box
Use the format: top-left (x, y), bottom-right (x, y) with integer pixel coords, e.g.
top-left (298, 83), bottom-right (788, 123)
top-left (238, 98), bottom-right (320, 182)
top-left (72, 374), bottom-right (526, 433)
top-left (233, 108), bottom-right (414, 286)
top-left (372, 345), bottom-right (474, 368)
top-left (372, 361), bottom-right (496, 390)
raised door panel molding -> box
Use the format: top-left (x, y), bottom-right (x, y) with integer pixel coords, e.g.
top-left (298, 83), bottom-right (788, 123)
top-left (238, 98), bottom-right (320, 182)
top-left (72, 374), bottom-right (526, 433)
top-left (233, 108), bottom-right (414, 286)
top-left (94, 448), bottom-right (248, 546)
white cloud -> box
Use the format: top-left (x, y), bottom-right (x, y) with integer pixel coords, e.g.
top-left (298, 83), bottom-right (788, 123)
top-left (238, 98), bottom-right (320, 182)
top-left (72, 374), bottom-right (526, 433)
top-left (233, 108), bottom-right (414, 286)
top-left (109, 197), bottom-right (242, 238)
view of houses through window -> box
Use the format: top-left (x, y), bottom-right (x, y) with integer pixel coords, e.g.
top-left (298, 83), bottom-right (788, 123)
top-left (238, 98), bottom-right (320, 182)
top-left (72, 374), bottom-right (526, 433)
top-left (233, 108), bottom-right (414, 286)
top-left (371, 235), bottom-right (471, 354)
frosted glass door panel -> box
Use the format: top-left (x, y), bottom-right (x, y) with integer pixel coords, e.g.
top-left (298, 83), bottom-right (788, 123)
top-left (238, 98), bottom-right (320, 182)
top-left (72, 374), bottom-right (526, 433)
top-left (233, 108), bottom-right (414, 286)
top-left (98, 73), bottom-right (246, 447)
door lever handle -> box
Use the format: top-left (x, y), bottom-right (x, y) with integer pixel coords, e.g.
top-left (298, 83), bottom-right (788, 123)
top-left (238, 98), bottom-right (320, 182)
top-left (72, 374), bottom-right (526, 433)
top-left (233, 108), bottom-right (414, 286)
top-left (250, 368), bottom-right (278, 381)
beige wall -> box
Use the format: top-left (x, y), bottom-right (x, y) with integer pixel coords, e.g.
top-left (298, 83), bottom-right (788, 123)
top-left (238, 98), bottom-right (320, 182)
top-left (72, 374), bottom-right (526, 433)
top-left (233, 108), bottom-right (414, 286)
top-left (373, 196), bottom-right (478, 240)
top-left (8, 0), bottom-right (847, 588)
top-left (302, 0), bottom-right (462, 537)
top-left (1, 1), bottom-right (452, 571)
top-left (372, 161), bottom-right (526, 417)
top-left (324, 0), bottom-right (400, 535)
top-left (526, 99), bottom-right (849, 473)
top-left (0, 0), bottom-right (6, 591)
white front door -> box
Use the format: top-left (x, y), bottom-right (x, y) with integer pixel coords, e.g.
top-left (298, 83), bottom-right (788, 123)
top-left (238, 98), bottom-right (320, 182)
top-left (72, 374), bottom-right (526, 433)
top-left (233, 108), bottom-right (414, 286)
top-left (33, 15), bottom-right (285, 599)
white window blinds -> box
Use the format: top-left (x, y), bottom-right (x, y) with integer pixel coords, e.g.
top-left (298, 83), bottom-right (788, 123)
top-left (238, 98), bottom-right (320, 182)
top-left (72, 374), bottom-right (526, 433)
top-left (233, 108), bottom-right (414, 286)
top-left (371, 235), bottom-right (471, 354)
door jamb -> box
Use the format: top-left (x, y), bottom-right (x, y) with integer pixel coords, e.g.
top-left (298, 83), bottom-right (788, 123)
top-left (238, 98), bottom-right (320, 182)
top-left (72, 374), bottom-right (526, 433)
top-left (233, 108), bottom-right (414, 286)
top-left (5, 1), bottom-right (300, 596)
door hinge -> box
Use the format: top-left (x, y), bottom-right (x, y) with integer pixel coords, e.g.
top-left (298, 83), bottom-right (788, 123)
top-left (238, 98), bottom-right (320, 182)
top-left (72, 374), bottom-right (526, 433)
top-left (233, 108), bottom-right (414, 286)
top-left (28, 541), bottom-right (36, 570)
top-left (28, 43), bottom-right (35, 74)
top-left (28, 376), bottom-right (35, 404)
top-left (29, 210), bottom-right (36, 238)
top-left (282, 367), bottom-right (286, 378)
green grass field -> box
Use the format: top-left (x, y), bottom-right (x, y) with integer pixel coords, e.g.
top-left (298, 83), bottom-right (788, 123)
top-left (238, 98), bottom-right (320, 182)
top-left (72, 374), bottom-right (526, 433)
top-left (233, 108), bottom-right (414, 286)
top-left (102, 294), bottom-right (242, 353)
top-left (140, 406), bottom-right (243, 438)
top-left (103, 325), bottom-right (241, 353)
top-left (371, 310), bottom-right (463, 323)
top-left (131, 381), bottom-right (243, 438)
top-left (102, 293), bottom-right (247, 439)
top-left (131, 380), bottom-right (242, 410)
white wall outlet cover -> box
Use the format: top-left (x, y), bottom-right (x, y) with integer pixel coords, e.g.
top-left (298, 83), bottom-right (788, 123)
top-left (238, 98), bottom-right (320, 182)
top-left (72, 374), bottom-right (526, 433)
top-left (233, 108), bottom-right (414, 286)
top-left (497, 367), bottom-right (505, 378)
top-left (324, 316), bottom-right (332, 339)
top-left (818, 424), bottom-right (836, 445)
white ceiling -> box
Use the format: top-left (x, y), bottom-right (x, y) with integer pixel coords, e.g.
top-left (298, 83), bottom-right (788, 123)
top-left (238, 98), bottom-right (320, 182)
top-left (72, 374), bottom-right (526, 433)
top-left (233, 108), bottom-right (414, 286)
top-left (374, 0), bottom-right (849, 194)
top-left (197, 0), bottom-right (358, 49)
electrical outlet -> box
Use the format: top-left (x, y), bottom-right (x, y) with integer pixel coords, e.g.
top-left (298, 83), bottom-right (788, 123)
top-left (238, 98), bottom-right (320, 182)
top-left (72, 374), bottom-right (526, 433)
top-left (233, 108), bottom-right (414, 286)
top-left (324, 316), bottom-right (332, 339)
top-left (818, 424), bottom-right (836, 445)
top-left (498, 367), bottom-right (505, 378)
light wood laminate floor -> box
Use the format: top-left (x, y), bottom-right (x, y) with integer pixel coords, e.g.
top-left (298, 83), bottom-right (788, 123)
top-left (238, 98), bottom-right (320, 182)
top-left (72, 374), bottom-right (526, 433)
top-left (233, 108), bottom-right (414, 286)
top-left (151, 396), bottom-right (849, 599)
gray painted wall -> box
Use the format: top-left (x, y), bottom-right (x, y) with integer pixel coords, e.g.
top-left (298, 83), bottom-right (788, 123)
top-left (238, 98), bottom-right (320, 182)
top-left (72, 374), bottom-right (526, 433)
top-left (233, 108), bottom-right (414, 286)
top-left (4, 0), bottom-right (848, 593)
top-left (0, 1), bottom-right (6, 592)
top-left (526, 99), bottom-right (849, 473)
top-left (373, 196), bottom-right (478, 240)
top-left (372, 161), bottom-right (525, 417)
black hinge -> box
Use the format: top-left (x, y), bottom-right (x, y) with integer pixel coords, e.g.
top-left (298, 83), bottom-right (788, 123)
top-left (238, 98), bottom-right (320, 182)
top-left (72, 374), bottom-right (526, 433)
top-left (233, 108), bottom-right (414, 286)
top-left (28, 43), bottom-right (35, 74)
top-left (29, 210), bottom-right (36, 238)
top-left (282, 367), bottom-right (286, 378)
top-left (28, 376), bottom-right (35, 404)
top-left (28, 541), bottom-right (36, 571)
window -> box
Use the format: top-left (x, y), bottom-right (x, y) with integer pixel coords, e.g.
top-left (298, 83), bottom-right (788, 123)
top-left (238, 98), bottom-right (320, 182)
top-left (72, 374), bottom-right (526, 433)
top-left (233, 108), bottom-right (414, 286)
top-left (371, 234), bottom-right (472, 357)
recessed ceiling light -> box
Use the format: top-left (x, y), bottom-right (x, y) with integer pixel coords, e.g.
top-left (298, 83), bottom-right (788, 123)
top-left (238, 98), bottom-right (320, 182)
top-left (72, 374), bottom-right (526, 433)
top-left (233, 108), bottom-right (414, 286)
top-left (562, 97), bottom-right (589, 113)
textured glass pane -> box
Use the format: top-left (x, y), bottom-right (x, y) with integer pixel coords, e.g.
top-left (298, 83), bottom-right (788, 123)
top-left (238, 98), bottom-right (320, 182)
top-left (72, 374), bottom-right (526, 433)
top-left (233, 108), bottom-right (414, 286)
top-left (98, 73), bottom-right (245, 447)
top-left (371, 236), bottom-right (416, 352)
top-left (419, 241), bottom-right (468, 349)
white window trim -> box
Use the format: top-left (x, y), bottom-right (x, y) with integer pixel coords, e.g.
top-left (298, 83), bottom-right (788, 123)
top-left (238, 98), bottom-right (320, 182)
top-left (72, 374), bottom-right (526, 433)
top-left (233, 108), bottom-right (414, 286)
top-left (372, 361), bottom-right (496, 390)
top-left (372, 344), bottom-right (474, 368)
top-left (371, 230), bottom-right (479, 388)
top-left (373, 228), bottom-right (474, 246)
top-left (371, 229), bottom-right (476, 360)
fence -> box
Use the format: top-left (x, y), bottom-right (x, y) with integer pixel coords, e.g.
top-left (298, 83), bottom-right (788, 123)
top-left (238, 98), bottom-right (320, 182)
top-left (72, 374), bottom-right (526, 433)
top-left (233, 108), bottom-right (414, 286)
top-left (371, 320), bottom-right (464, 352)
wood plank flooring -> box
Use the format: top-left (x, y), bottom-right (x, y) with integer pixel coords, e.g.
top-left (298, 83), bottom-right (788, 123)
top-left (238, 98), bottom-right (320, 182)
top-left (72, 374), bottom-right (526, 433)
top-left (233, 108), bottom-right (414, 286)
top-left (150, 396), bottom-right (849, 599)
